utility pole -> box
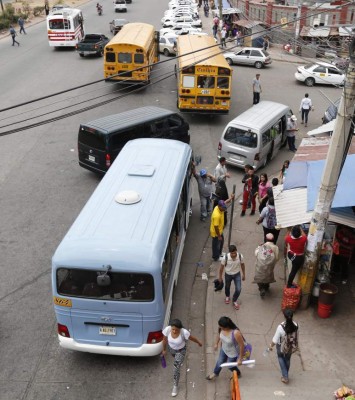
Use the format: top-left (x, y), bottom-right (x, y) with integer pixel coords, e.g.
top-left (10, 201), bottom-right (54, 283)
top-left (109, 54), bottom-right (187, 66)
top-left (298, 38), bottom-right (355, 309)
top-left (218, 0), bottom-right (222, 24)
top-left (294, 0), bottom-right (301, 41)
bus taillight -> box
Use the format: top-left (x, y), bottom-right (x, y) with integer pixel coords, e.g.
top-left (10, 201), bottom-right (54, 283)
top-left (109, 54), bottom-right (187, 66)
top-left (182, 89), bottom-right (190, 94)
top-left (218, 142), bottom-right (222, 151)
top-left (147, 331), bottom-right (163, 344)
top-left (105, 154), bottom-right (111, 168)
top-left (58, 323), bottom-right (70, 338)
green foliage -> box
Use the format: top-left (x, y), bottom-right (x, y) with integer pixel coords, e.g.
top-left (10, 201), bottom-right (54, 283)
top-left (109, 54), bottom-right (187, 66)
top-left (33, 6), bottom-right (45, 16)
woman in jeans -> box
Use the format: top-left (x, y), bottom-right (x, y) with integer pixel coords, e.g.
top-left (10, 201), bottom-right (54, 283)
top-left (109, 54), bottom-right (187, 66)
top-left (268, 308), bottom-right (298, 383)
top-left (162, 319), bottom-right (202, 397)
top-left (206, 316), bottom-right (245, 380)
top-left (284, 225), bottom-right (307, 288)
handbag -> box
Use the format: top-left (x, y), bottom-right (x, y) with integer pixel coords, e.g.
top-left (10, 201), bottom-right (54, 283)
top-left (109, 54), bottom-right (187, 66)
top-left (232, 329), bottom-right (252, 361)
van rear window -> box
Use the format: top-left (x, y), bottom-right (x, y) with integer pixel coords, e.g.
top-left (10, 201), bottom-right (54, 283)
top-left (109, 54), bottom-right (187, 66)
top-left (224, 127), bottom-right (257, 148)
top-left (79, 129), bottom-right (106, 150)
top-left (57, 268), bottom-right (154, 302)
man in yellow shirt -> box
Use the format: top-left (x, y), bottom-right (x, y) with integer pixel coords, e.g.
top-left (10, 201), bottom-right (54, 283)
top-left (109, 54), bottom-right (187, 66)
top-left (210, 195), bottom-right (234, 261)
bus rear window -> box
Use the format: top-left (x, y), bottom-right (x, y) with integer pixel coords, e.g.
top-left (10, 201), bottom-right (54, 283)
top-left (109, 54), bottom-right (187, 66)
top-left (49, 19), bottom-right (70, 29)
top-left (224, 127), bottom-right (257, 148)
top-left (57, 268), bottom-right (154, 302)
top-left (134, 53), bottom-right (144, 64)
top-left (106, 52), bottom-right (116, 63)
top-left (118, 53), bottom-right (132, 63)
top-left (78, 129), bottom-right (106, 150)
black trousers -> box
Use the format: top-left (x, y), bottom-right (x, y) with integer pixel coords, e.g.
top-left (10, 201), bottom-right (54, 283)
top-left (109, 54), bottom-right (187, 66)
top-left (287, 252), bottom-right (305, 287)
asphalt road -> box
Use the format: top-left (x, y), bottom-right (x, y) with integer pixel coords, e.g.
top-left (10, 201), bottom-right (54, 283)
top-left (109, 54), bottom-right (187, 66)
top-left (0, 1), bottom-right (343, 399)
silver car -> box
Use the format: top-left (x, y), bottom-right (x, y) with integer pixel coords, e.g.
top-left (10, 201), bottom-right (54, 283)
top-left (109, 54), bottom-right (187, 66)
top-left (159, 35), bottom-right (177, 56)
top-left (223, 47), bottom-right (272, 69)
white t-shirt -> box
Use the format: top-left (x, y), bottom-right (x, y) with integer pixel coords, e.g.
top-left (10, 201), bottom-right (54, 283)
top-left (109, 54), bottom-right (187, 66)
top-left (221, 252), bottom-right (244, 275)
top-left (272, 322), bottom-right (298, 345)
top-left (300, 97), bottom-right (312, 110)
top-left (163, 326), bottom-right (190, 350)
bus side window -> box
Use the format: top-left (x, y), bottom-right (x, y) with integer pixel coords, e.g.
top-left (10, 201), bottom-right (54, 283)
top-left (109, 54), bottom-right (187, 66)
top-left (262, 129), bottom-right (272, 146)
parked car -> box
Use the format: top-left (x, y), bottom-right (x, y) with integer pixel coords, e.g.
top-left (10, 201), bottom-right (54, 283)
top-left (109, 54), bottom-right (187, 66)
top-left (322, 97), bottom-right (340, 124)
top-left (109, 18), bottom-right (128, 34)
top-left (223, 47), bottom-right (272, 69)
top-left (160, 26), bottom-right (201, 36)
top-left (295, 62), bottom-right (345, 86)
top-left (162, 12), bottom-right (198, 24)
top-left (75, 34), bottom-right (110, 57)
top-left (163, 16), bottom-right (202, 28)
top-left (114, 0), bottom-right (127, 12)
top-left (159, 34), bottom-right (177, 56)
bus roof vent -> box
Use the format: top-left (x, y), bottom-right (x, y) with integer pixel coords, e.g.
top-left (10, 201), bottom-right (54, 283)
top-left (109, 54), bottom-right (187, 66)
top-left (115, 190), bottom-right (141, 205)
top-left (128, 164), bottom-right (155, 177)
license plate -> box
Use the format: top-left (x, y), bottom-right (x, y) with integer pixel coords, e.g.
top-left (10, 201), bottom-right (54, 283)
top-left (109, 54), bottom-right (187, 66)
top-left (221, 101), bottom-right (227, 106)
top-left (88, 155), bottom-right (95, 162)
top-left (99, 326), bottom-right (116, 335)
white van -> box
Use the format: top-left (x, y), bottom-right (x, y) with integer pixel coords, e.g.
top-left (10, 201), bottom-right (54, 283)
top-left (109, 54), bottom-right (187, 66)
top-left (217, 101), bottom-right (292, 170)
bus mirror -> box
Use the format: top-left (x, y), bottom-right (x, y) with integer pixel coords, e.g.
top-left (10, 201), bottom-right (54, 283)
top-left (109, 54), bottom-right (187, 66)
top-left (194, 155), bottom-right (202, 165)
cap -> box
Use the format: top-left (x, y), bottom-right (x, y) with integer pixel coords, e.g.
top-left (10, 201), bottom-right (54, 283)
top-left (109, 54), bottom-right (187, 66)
top-left (291, 115), bottom-right (297, 121)
top-left (266, 233), bottom-right (274, 241)
top-left (200, 169), bottom-right (207, 177)
top-left (218, 200), bottom-right (227, 209)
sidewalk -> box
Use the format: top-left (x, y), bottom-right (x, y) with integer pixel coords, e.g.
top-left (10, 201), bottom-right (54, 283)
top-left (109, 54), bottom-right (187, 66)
top-left (193, 202), bottom-right (355, 400)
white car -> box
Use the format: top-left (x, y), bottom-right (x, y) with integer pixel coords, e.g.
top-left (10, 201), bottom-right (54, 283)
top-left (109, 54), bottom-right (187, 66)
top-left (162, 11), bottom-right (198, 23)
top-left (114, 0), bottom-right (127, 12)
top-left (163, 17), bottom-right (202, 28)
top-left (295, 62), bottom-right (345, 87)
top-left (159, 34), bottom-right (177, 56)
top-left (160, 24), bottom-right (201, 36)
top-left (169, 3), bottom-right (198, 11)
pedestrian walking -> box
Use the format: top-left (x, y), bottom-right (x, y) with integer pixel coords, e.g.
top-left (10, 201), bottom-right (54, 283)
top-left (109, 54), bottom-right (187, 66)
top-left (284, 225), bottom-right (307, 288)
top-left (9, 26), bottom-right (20, 46)
top-left (256, 197), bottom-right (280, 244)
top-left (18, 17), bottom-right (26, 34)
top-left (220, 26), bottom-right (227, 48)
top-left (214, 156), bottom-right (230, 182)
top-left (210, 195), bottom-right (234, 261)
top-left (218, 244), bottom-right (245, 310)
top-left (206, 316), bottom-right (244, 380)
top-left (45, 1), bottom-right (50, 15)
top-left (162, 319), bottom-right (202, 397)
top-left (192, 165), bottom-right (216, 222)
top-left (253, 233), bottom-right (279, 297)
top-left (279, 160), bottom-right (290, 184)
top-left (299, 93), bottom-right (313, 127)
top-left (258, 173), bottom-right (271, 213)
top-left (252, 74), bottom-right (262, 104)
top-left (267, 308), bottom-right (299, 384)
top-left (240, 166), bottom-right (259, 217)
top-left (266, 177), bottom-right (279, 199)
top-left (212, 178), bottom-right (229, 225)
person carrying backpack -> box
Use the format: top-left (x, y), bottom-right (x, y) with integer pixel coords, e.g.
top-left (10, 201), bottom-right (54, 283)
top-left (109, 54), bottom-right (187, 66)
top-left (253, 233), bottom-right (279, 297)
top-left (256, 197), bottom-right (280, 244)
top-left (267, 308), bottom-right (299, 384)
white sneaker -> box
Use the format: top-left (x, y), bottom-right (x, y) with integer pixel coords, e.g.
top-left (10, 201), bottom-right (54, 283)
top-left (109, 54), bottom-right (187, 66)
top-left (172, 385), bottom-right (178, 397)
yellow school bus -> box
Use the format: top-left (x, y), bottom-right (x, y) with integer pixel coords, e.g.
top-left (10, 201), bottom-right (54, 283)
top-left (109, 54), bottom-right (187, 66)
top-left (104, 23), bottom-right (159, 84)
top-left (176, 35), bottom-right (232, 114)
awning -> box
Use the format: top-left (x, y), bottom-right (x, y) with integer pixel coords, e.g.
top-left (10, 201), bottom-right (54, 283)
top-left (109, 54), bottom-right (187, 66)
top-left (339, 26), bottom-right (355, 36)
top-left (273, 185), bottom-right (355, 228)
top-left (307, 120), bottom-right (335, 136)
top-left (235, 19), bottom-right (263, 29)
top-left (308, 27), bottom-right (330, 37)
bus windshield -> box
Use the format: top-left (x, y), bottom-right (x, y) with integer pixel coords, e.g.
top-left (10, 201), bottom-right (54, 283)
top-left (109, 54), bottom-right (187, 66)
top-left (57, 268), bottom-right (154, 301)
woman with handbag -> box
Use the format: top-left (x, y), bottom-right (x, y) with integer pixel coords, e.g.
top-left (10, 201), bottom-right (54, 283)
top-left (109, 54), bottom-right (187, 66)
top-left (206, 316), bottom-right (245, 380)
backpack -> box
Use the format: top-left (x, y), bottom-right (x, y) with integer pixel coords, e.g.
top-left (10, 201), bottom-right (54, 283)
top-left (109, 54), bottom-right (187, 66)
top-left (280, 322), bottom-right (299, 355)
top-left (266, 206), bottom-right (277, 229)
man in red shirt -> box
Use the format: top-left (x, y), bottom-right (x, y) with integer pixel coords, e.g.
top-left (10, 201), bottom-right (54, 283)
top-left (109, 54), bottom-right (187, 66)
top-left (284, 225), bottom-right (307, 288)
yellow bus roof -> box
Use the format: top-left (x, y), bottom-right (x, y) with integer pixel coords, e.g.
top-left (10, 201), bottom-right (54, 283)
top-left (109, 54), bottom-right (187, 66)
top-left (107, 22), bottom-right (155, 48)
top-left (177, 35), bottom-right (231, 70)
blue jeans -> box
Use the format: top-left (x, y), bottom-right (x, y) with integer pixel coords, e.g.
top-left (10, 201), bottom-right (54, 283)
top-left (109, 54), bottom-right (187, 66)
top-left (276, 344), bottom-right (291, 379)
top-left (212, 235), bottom-right (224, 261)
top-left (213, 347), bottom-right (240, 376)
top-left (225, 272), bottom-right (241, 302)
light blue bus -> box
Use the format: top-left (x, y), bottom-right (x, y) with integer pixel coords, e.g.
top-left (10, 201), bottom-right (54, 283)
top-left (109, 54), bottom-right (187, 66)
top-left (52, 139), bottom-right (193, 356)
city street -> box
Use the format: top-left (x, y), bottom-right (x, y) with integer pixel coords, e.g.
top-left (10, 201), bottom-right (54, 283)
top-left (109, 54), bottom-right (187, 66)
top-left (0, 1), bottom-right (347, 399)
